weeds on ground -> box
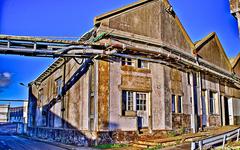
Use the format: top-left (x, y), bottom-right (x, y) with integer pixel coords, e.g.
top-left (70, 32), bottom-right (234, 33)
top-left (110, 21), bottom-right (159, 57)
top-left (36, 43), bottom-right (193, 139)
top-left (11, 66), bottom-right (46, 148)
top-left (145, 144), bottom-right (163, 150)
top-left (95, 143), bottom-right (128, 149)
top-left (167, 130), bottom-right (177, 137)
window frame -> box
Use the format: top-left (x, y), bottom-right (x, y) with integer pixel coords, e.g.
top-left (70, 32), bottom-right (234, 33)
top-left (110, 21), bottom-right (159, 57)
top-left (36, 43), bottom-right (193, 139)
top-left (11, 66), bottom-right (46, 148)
top-left (137, 59), bottom-right (149, 69)
top-left (177, 96), bottom-right (183, 113)
top-left (121, 58), bottom-right (135, 67)
top-left (172, 94), bottom-right (183, 114)
top-left (209, 91), bottom-right (216, 114)
top-left (187, 72), bottom-right (191, 85)
top-left (136, 92), bottom-right (147, 111)
top-left (172, 95), bottom-right (176, 113)
top-left (122, 91), bottom-right (148, 116)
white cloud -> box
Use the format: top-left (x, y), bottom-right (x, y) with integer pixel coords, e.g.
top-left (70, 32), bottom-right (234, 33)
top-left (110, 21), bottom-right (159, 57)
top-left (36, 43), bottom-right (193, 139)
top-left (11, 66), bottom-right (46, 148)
top-left (2, 72), bottom-right (11, 78)
top-left (0, 72), bottom-right (12, 88)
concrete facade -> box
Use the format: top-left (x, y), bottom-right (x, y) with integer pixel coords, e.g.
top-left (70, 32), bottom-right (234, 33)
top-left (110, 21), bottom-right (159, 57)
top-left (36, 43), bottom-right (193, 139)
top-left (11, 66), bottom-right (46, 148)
top-left (27, 0), bottom-right (240, 145)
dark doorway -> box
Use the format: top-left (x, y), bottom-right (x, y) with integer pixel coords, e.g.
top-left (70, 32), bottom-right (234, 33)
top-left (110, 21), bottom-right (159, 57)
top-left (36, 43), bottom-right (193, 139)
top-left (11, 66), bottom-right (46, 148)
top-left (224, 97), bottom-right (230, 126)
top-left (220, 96), bottom-right (223, 126)
top-left (201, 91), bottom-right (207, 128)
top-left (193, 73), bottom-right (200, 131)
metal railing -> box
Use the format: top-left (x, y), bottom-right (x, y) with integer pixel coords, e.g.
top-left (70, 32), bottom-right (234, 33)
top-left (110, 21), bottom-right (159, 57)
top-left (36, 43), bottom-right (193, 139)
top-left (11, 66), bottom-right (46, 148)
top-left (191, 127), bottom-right (240, 150)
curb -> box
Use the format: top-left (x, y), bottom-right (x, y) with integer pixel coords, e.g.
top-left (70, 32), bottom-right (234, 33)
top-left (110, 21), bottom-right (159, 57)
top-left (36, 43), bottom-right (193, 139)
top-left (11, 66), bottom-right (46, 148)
top-left (18, 134), bottom-right (84, 150)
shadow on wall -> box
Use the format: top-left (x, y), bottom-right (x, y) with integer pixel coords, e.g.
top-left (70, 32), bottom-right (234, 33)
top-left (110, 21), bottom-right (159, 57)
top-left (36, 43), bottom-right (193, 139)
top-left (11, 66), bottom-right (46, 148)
top-left (27, 91), bottom-right (124, 146)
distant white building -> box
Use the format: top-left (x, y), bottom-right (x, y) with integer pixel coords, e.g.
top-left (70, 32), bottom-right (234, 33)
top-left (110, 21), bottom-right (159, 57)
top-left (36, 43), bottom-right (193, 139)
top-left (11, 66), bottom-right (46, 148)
top-left (9, 101), bottom-right (28, 123)
top-left (0, 104), bottom-right (10, 123)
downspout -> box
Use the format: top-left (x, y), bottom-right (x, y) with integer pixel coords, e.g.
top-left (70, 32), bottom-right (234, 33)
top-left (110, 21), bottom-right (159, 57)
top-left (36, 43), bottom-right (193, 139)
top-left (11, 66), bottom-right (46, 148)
top-left (61, 58), bottom-right (67, 128)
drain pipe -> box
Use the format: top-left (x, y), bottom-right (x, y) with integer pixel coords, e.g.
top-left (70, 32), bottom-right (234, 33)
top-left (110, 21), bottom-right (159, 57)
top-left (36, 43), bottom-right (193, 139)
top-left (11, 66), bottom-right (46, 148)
top-left (0, 46), bottom-right (116, 57)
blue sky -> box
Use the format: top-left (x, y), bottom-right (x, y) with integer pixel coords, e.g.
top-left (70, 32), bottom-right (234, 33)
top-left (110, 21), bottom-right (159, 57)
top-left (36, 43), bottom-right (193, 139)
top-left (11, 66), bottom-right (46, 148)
top-left (0, 0), bottom-right (239, 106)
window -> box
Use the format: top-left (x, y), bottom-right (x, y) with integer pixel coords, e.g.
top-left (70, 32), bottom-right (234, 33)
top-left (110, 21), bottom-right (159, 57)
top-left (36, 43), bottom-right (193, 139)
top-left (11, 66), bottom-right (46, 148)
top-left (137, 59), bottom-right (148, 69)
top-left (177, 96), bottom-right (182, 113)
top-left (136, 93), bottom-right (147, 111)
top-left (172, 95), bottom-right (183, 113)
top-left (122, 91), bottom-right (148, 116)
top-left (187, 72), bottom-right (191, 85)
top-left (172, 95), bottom-right (176, 113)
top-left (127, 91), bottom-right (134, 111)
top-left (122, 91), bottom-right (134, 115)
top-left (122, 58), bottom-right (134, 66)
top-left (56, 77), bottom-right (62, 96)
top-left (209, 91), bottom-right (215, 114)
top-left (38, 89), bottom-right (44, 104)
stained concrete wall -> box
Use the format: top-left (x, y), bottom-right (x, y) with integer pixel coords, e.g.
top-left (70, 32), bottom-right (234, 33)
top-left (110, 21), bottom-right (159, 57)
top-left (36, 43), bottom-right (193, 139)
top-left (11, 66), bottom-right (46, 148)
top-left (31, 58), bottom-right (91, 131)
top-left (108, 61), bottom-right (137, 131)
top-left (201, 74), bottom-right (221, 127)
top-left (231, 98), bottom-right (240, 125)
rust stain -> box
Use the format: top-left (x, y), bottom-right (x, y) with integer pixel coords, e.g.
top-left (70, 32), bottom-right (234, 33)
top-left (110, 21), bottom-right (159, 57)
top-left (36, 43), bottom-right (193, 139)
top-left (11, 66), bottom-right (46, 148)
top-left (170, 68), bottom-right (183, 95)
top-left (98, 60), bottom-right (110, 130)
top-left (121, 74), bottom-right (152, 92)
top-left (121, 65), bottom-right (151, 74)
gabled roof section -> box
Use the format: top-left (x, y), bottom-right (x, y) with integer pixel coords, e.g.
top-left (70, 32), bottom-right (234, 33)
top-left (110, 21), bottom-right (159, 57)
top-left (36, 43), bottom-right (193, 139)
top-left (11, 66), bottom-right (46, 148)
top-left (94, 0), bottom-right (194, 50)
top-left (194, 32), bottom-right (215, 52)
top-left (232, 53), bottom-right (240, 68)
top-left (194, 32), bottom-right (233, 71)
top-left (94, 0), bottom-right (155, 24)
top-left (194, 32), bottom-right (230, 62)
top-left (161, 0), bottom-right (194, 49)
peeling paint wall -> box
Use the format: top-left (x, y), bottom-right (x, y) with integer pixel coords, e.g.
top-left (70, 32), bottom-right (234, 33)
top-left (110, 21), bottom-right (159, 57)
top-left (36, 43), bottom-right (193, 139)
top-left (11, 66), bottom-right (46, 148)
top-left (31, 58), bottom-right (91, 131)
top-left (98, 60), bottom-right (110, 131)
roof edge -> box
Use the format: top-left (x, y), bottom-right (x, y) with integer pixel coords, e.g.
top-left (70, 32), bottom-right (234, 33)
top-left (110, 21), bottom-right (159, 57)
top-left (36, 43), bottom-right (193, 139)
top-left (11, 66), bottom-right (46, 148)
top-left (194, 32), bottom-right (215, 51)
top-left (232, 53), bottom-right (240, 68)
top-left (194, 32), bottom-right (233, 70)
top-left (94, 0), bottom-right (156, 25)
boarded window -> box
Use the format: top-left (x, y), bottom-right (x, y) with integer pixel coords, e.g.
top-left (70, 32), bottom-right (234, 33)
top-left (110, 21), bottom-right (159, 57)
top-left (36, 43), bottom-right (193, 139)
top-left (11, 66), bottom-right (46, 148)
top-left (209, 91), bottom-right (215, 114)
top-left (38, 89), bottom-right (44, 106)
top-left (56, 77), bottom-right (62, 96)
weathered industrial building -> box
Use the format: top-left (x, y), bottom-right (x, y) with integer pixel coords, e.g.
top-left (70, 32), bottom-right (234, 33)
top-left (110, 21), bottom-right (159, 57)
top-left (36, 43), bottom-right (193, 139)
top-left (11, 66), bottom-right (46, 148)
top-left (23, 0), bottom-right (240, 145)
top-left (9, 101), bottom-right (28, 124)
